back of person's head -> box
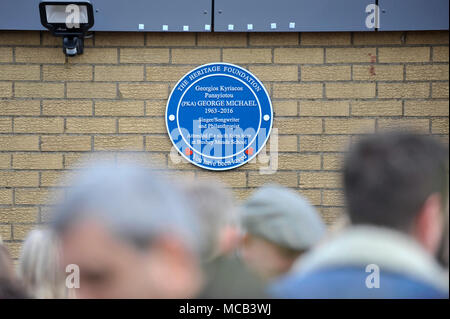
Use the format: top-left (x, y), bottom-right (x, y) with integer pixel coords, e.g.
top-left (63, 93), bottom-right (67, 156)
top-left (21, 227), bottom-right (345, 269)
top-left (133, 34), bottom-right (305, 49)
top-left (182, 179), bottom-right (237, 261)
top-left (344, 132), bottom-right (448, 246)
top-left (1, 243), bottom-right (28, 299)
top-left (50, 161), bottom-right (203, 298)
top-left (239, 184), bottom-right (326, 279)
top-left (0, 243), bottom-right (15, 281)
top-left (18, 228), bottom-right (68, 299)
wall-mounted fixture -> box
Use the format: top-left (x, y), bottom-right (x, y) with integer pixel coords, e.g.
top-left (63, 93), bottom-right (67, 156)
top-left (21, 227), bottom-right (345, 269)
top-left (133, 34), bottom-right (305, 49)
top-left (39, 0), bottom-right (94, 56)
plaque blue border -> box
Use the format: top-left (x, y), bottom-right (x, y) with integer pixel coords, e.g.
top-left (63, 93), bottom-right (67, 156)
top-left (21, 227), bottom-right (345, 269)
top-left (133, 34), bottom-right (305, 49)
top-left (165, 62), bottom-right (273, 171)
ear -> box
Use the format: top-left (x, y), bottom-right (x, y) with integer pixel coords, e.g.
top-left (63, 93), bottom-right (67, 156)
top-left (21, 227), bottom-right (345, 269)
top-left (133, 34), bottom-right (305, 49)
top-left (146, 237), bottom-right (203, 298)
top-left (413, 193), bottom-right (443, 254)
top-left (217, 226), bottom-right (240, 256)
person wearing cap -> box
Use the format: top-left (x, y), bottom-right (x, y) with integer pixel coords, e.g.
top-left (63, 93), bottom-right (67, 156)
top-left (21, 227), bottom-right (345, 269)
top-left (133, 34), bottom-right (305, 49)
top-left (239, 184), bottom-right (326, 281)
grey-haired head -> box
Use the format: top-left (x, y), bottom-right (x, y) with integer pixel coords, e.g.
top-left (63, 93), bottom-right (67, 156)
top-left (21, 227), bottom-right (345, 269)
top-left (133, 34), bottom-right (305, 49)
top-left (51, 161), bottom-right (201, 253)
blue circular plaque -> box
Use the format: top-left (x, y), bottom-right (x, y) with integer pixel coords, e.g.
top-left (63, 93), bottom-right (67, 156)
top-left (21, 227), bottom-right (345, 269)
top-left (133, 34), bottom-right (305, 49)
top-left (166, 63), bottom-right (273, 171)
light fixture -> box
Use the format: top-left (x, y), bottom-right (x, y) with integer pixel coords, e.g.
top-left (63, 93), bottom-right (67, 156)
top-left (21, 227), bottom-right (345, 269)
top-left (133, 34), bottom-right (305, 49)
top-left (39, 0), bottom-right (94, 57)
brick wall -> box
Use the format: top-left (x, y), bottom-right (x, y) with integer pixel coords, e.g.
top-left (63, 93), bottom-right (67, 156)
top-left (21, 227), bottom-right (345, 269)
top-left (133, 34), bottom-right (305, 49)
top-left (0, 30), bottom-right (448, 258)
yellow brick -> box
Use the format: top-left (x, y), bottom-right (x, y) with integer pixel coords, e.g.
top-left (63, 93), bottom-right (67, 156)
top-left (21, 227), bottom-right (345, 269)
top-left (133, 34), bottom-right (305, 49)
top-left (119, 117), bottom-right (166, 133)
top-left (95, 32), bottom-right (145, 46)
top-left (222, 48), bottom-right (273, 64)
top-left (323, 153), bottom-right (344, 170)
top-left (406, 31), bottom-right (449, 44)
top-left (195, 171), bottom-right (247, 188)
top-left (433, 46), bottom-right (449, 62)
top-left (146, 135), bottom-right (172, 152)
top-left (15, 47), bottom-right (65, 63)
top-left (0, 65), bottom-right (40, 81)
top-left (43, 65), bottom-right (92, 82)
top-left (15, 82), bottom-right (64, 98)
top-left (95, 100), bottom-right (144, 116)
top-left (0, 154), bottom-right (10, 168)
top-left (274, 48), bottom-right (323, 64)
top-left (64, 153), bottom-right (115, 168)
top-left (95, 65), bottom-right (144, 82)
top-left (116, 153), bottom-right (167, 169)
top-left (248, 65), bottom-right (298, 81)
top-left (13, 153), bottom-right (63, 170)
top-left (147, 66), bottom-right (192, 82)
top-left (406, 65), bottom-right (449, 81)
top-left (0, 225), bottom-right (11, 241)
top-left (147, 33), bottom-right (196, 46)
top-left (250, 33), bottom-right (299, 46)
top-left (68, 82), bottom-right (117, 99)
top-left (274, 118), bottom-right (323, 134)
top-left (0, 207), bottom-right (38, 223)
top-left (432, 118), bottom-right (449, 134)
top-left (432, 82), bottom-right (449, 98)
top-left (146, 100), bottom-right (166, 116)
top-left (198, 33), bottom-right (247, 47)
top-left (353, 32), bottom-right (402, 45)
top-left (378, 119), bottom-right (430, 133)
top-left (298, 189), bottom-right (322, 206)
top-left (273, 83), bottom-right (323, 99)
top-left (41, 136), bottom-right (92, 151)
top-left (378, 83), bottom-right (429, 98)
top-left (0, 135), bottom-right (39, 151)
top-left (0, 31), bottom-right (40, 45)
top-left (300, 135), bottom-right (350, 152)
top-left (353, 64), bottom-right (404, 81)
top-left (0, 189), bottom-right (12, 204)
top-left (326, 83), bottom-right (375, 98)
top-left (94, 136), bottom-right (143, 151)
top-left (302, 65), bottom-right (350, 81)
top-left (13, 224), bottom-right (35, 241)
top-left (15, 188), bottom-right (58, 205)
top-left (273, 101), bottom-right (298, 116)
top-left (42, 31), bottom-right (93, 47)
top-left (0, 118), bottom-right (12, 132)
top-left (43, 100), bottom-right (93, 116)
top-left (325, 119), bottom-right (375, 134)
top-left (323, 190), bottom-right (345, 206)
top-left (404, 100), bottom-right (449, 116)
top-left (300, 101), bottom-right (349, 117)
top-left (0, 171), bottom-right (39, 187)
top-left (247, 171), bottom-right (298, 187)
top-left (40, 170), bottom-right (78, 187)
top-left (0, 100), bottom-right (40, 116)
top-left (14, 118), bottom-right (64, 133)
top-left (119, 83), bottom-right (168, 99)
top-left (301, 32), bottom-right (350, 45)
top-left (278, 154), bottom-right (321, 170)
top-left (70, 48), bottom-right (118, 64)
top-left (0, 47), bottom-right (13, 62)
top-left (0, 82), bottom-right (12, 98)
top-left (278, 135), bottom-right (298, 152)
top-left (379, 47), bottom-right (430, 63)
top-left (3, 242), bottom-right (22, 259)
top-left (120, 48), bottom-right (169, 63)
top-left (351, 100), bottom-right (403, 116)
top-left (300, 172), bottom-right (341, 189)
top-left (66, 118), bottom-right (116, 133)
top-left (326, 48), bottom-right (376, 63)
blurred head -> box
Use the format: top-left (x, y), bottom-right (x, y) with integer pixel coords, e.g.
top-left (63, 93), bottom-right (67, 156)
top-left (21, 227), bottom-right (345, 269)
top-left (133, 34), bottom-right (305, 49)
top-left (344, 132), bottom-right (449, 255)
top-left (182, 179), bottom-right (239, 261)
top-left (0, 243), bottom-right (15, 281)
top-left (240, 184), bottom-right (326, 280)
top-left (51, 162), bottom-right (203, 299)
top-left (1, 243), bottom-right (28, 299)
top-left (18, 228), bottom-right (68, 299)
